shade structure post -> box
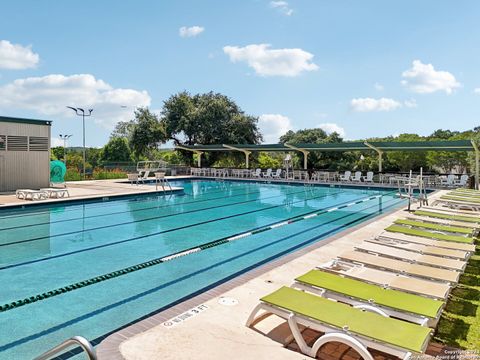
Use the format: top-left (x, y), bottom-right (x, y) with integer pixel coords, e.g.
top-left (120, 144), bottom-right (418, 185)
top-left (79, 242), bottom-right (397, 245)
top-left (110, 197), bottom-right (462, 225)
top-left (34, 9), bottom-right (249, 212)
top-left (284, 144), bottom-right (310, 170)
top-left (245, 151), bottom-right (251, 169)
top-left (197, 151), bottom-right (203, 168)
top-left (364, 141), bottom-right (383, 173)
top-left (471, 140), bottom-right (479, 189)
top-left (302, 151), bottom-right (309, 170)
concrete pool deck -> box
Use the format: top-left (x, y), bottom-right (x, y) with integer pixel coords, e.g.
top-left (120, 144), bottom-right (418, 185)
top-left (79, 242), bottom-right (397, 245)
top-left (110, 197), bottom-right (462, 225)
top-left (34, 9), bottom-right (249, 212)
top-left (0, 178), bottom-right (183, 208)
top-left (95, 190), bottom-right (455, 360)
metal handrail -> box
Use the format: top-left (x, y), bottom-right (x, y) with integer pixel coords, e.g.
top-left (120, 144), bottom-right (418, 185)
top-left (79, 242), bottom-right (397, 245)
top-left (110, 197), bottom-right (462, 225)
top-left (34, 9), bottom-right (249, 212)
top-left (34, 336), bottom-right (97, 360)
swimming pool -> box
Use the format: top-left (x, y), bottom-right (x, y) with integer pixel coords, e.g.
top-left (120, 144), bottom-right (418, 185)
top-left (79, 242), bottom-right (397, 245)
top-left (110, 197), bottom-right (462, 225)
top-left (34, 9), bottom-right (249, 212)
top-left (0, 180), bottom-right (406, 359)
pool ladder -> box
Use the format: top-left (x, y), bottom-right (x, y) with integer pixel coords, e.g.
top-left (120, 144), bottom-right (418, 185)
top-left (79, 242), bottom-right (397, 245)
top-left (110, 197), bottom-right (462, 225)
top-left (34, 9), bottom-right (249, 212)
top-left (33, 336), bottom-right (97, 360)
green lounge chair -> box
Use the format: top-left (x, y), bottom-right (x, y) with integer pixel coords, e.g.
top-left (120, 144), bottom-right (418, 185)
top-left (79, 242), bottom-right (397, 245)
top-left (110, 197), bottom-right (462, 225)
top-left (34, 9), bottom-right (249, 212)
top-left (294, 269), bottom-right (444, 327)
top-left (434, 198), bottom-right (480, 212)
top-left (377, 231), bottom-right (476, 253)
top-left (246, 286), bottom-right (432, 360)
top-left (414, 210), bottom-right (480, 224)
top-left (442, 195), bottom-right (480, 203)
top-left (394, 219), bottom-right (475, 236)
top-left (386, 224), bottom-right (475, 244)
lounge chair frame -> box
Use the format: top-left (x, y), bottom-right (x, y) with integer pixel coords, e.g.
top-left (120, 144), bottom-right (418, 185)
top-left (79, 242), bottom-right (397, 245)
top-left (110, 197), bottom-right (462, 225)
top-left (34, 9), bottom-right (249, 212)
top-left (246, 300), bottom-right (426, 360)
top-left (319, 260), bottom-right (451, 300)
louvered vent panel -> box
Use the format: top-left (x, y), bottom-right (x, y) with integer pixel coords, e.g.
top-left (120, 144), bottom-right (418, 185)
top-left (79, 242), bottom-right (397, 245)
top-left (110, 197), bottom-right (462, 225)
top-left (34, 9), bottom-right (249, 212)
top-left (29, 136), bottom-right (49, 151)
top-left (7, 135), bottom-right (28, 151)
top-left (0, 135), bottom-right (5, 150)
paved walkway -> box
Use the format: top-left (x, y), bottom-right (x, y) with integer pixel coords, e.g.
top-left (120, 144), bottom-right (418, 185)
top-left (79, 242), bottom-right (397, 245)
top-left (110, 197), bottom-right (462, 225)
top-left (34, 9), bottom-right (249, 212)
top-left (0, 178), bottom-right (183, 207)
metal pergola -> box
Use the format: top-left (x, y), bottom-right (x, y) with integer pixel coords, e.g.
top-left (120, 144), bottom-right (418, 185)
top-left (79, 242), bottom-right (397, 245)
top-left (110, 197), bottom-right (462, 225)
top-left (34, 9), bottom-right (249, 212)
top-left (176, 140), bottom-right (480, 188)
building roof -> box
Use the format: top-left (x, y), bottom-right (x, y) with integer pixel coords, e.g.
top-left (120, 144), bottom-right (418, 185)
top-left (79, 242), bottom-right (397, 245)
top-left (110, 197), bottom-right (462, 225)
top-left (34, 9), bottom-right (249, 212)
top-left (0, 115), bottom-right (52, 126)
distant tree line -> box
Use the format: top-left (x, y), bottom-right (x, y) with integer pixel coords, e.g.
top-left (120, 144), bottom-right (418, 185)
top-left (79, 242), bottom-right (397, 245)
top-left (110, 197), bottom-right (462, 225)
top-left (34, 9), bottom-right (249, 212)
top-left (52, 91), bottom-right (480, 174)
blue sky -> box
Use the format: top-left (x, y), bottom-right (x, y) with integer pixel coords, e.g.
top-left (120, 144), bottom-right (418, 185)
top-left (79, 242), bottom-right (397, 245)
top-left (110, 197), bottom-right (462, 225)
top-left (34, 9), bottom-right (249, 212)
top-left (0, 0), bottom-right (479, 147)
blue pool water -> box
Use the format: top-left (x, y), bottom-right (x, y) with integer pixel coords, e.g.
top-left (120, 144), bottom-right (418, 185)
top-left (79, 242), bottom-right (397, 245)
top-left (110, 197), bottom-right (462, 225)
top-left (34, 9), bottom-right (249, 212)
top-left (0, 180), bottom-right (405, 359)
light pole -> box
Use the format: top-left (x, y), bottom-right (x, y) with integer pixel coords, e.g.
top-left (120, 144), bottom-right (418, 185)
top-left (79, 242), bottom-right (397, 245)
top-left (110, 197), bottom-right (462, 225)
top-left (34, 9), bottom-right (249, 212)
top-left (59, 134), bottom-right (73, 166)
top-left (67, 107), bottom-right (93, 179)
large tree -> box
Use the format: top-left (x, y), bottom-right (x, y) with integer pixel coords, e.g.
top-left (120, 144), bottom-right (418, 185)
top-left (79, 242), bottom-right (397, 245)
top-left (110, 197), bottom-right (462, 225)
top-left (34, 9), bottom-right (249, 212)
top-left (129, 108), bottom-right (166, 159)
top-left (279, 128), bottom-right (345, 169)
top-left (100, 137), bottom-right (133, 163)
top-left (161, 91), bottom-right (262, 164)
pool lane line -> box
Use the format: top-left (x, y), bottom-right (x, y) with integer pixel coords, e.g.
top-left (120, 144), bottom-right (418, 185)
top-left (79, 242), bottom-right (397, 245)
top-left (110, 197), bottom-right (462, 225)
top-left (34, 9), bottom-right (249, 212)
top-left (0, 180), bottom-right (255, 220)
top-left (0, 185), bottom-right (333, 232)
top-left (0, 192), bottom-right (397, 313)
top-left (0, 190), bottom-right (381, 271)
top-left (0, 197), bottom-right (402, 356)
top-left (0, 196), bottom-right (402, 357)
top-left (0, 187), bottom-right (352, 248)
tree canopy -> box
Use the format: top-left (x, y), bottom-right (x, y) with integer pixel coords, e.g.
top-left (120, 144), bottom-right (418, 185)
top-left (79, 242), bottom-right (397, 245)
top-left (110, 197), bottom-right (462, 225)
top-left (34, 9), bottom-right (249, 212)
top-left (160, 91), bottom-right (262, 164)
top-left (100, 137), bottom-right (132, 163)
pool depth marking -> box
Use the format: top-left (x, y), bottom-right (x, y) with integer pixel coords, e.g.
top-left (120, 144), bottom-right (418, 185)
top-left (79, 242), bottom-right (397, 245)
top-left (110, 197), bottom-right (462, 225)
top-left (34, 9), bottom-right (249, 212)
top-left (0, 192), bottom-right (393, 313)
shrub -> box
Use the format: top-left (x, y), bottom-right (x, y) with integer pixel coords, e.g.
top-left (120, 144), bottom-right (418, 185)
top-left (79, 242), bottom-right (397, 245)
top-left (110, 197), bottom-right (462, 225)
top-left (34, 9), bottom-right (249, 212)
top-left (93, 168), bottom-right (127, 180)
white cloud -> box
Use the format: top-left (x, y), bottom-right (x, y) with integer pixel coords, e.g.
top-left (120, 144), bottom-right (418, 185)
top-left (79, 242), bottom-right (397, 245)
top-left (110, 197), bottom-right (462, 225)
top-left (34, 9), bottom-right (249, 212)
top-left (401, 60), bottom-right (460, 94)
top-left (0, 40), bottom-right (39, 70)
top-left (0, 74), bottom-right (151, 129)
top-left (223, 44), bottom-right (318, 77)
top-left (350, 97), bottom-right (402, 112)
top-left (474, 88), bottom-right (480, 94)
top-left (318, 123), bottom-right (345, 137)
top-left (374, 82), bottom-right (384, 91)
top-left (404, 98), bottom-right (418, 108)
top-left (179, 26), bottom-right (205, 38)
top-left (270, 1), bottom-right (293, 16)
top-left (51, 137), bottom-right (64, 147)
top-left (258, 114), bottom-right (292, 143)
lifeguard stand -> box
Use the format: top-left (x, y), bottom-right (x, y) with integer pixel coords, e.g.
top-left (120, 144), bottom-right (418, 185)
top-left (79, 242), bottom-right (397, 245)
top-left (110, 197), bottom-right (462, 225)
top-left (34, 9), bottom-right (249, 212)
top-left (284, 154), bottom-right (293, 180)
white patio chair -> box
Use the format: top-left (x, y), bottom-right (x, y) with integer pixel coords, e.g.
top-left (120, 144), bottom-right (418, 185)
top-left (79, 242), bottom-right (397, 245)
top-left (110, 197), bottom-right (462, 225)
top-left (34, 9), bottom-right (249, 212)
top-left (362, 171), bottom-right (374, 183)
top-left (440, 174), bottom-right (455, 187)
top-left (262, 168), bottom-right (273, 178)
top-left (339, 171), bottom-right (351, 182)
top-left (272, 169), bottom-right (282, 179)
top-left (251, 168), bottom-right (261, 178)
top-left (351, 171), bottom-right (362, 182)
top-left (454, 174), bottom-right (469, 187)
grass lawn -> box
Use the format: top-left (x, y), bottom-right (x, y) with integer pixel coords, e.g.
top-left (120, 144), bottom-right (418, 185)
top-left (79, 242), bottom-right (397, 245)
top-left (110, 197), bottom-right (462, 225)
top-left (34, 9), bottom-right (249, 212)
top-left (434, 246), bottom-right (480, 350)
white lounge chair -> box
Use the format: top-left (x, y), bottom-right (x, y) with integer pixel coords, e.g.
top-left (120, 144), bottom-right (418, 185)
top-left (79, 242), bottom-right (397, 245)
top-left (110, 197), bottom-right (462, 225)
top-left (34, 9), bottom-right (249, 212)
top-left (362, 171), bottom-right (374, 183)
top-left (339, 171), bottom-right (351, 182)
top-left (351, 171), bottom-right (362, 183)
top-left (40, 188), bottom-right (70, 198)
top-left (16, 189), bottom-right (48, 201)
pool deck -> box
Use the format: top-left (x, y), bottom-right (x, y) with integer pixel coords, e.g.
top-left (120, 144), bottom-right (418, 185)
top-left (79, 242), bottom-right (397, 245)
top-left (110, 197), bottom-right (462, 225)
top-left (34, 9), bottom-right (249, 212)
top-left (0, 178), bottom-right (183, 208)
top-left (95, 189), bottom-right (454, 360)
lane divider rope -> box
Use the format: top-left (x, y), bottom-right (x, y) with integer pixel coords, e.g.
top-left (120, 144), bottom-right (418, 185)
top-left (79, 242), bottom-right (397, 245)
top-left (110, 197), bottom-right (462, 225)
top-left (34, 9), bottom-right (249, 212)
top-left (0, 192), bottom-right (392, 313)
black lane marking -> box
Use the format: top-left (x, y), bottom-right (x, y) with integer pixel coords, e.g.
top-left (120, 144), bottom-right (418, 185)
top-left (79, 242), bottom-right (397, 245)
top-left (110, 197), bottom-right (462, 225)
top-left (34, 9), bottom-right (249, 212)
top-left (0, 195), bottom-right (398, 314)
top-left (0, 197), bottom-right (401, 357)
